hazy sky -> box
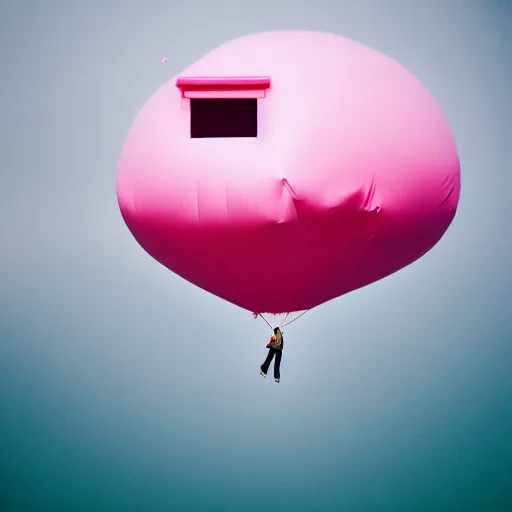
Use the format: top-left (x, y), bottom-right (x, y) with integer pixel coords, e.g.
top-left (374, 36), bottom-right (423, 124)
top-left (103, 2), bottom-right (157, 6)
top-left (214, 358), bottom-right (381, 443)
top-left (1, 1), bottom-right (511, 511)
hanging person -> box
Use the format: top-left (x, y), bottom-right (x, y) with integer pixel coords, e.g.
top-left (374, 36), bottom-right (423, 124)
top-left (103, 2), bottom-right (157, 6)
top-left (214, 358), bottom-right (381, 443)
top-left (260, 327), bottom-right (284, 383)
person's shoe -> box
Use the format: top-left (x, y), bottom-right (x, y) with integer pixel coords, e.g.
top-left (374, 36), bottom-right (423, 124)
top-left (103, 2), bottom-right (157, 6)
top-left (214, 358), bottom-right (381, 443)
top-left (275, 378), bottom-right (280, 383)
top-left (260, 370), bottom-right (266, 378)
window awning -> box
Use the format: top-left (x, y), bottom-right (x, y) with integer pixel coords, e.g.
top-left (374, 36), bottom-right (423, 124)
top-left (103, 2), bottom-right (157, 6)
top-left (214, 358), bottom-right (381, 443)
top-left (176, 76), bottom-right (271, 98)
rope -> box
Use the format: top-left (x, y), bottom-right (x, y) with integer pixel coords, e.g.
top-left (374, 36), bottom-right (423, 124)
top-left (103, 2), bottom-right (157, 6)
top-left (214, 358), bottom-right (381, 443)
top-left (258, 309), bottom-right (310, 330)
top-left (281, 309), bottom-right (309, 327)
top-left (258, 313), bottom-right (273, 330)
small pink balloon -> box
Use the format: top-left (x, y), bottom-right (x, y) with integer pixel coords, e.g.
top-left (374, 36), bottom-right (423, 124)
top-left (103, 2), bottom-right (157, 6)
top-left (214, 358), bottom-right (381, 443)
top-left (161, 57), bottom-right (168, 63)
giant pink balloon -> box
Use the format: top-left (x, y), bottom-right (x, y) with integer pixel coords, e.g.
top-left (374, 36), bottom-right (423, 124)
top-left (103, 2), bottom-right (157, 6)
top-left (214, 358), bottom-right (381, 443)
top-left (117, 31), bottom-right (460, 314)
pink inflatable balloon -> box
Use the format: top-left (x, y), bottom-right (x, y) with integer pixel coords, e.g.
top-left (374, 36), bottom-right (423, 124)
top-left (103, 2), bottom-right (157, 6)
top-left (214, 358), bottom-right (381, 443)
top-left (117, 31), bottom-right (460, 314)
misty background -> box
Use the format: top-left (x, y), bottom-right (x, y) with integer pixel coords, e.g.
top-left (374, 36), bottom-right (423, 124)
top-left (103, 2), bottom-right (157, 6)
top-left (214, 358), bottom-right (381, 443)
top-left (1, 1), bottom-right (511, 511)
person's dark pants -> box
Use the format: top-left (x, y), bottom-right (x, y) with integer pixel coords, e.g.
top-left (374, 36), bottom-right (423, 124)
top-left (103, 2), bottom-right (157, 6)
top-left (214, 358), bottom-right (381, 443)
top-left (261, 348), bottom-right (282, 379)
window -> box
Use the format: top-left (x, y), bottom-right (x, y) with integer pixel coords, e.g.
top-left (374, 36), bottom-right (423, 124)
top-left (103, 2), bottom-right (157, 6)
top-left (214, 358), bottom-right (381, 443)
top-left (190, 98), bottom-right (257, 138)
top-left (176, 76), bottom-right (271, 139)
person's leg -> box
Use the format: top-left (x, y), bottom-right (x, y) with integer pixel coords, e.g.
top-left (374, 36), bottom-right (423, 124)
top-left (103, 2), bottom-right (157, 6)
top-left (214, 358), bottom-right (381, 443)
top-left (260, 349), bottom-right (275, 375)
top-left (274, 350), bottom-right (282, 380)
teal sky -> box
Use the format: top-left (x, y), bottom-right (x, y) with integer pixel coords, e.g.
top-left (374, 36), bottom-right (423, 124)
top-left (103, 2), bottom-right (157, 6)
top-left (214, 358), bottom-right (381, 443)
top-left (1, 1), bottom-right (511, 511)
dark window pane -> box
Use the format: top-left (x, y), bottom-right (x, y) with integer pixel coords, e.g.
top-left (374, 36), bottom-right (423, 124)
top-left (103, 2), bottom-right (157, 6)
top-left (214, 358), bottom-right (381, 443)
top-left (190, 99), bottom-right (257, 138)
